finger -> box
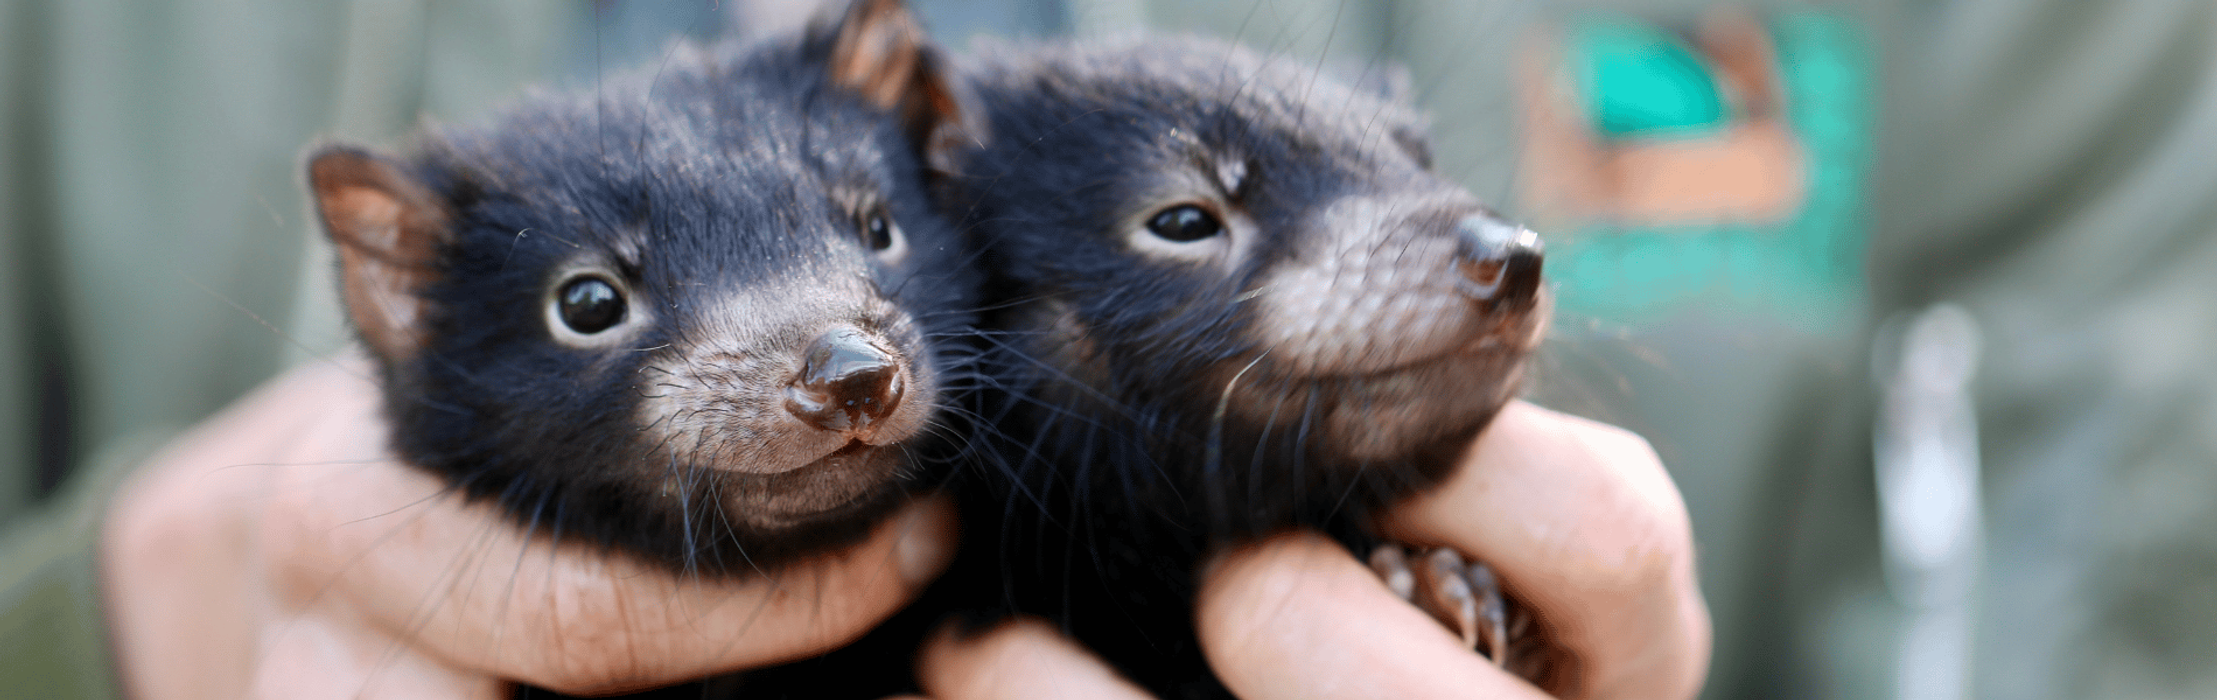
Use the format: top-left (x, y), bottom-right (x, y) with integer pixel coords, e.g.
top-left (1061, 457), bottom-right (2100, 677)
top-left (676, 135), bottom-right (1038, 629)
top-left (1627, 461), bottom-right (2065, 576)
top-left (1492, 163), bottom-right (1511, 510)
top-left (106, 359), bottom-right (394, 699)
top-left (1196, 531), bottom-right (1551, 700)
top-left (917, 616), bottom-right (1152, 700)
top-left (1377, 401), bottom-right (1710, 700)
top-left (261, 386), bottom-right (959, 697)
top-left (246, 620), bottom-right (506, 700)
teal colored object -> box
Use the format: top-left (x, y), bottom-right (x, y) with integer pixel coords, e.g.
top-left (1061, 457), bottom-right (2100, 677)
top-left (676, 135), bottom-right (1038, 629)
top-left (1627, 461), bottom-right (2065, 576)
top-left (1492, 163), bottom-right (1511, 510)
top-left (1549, 12), bottom-right (1872, 330)
top-left (1573, 20), bottom-right (1727, 138)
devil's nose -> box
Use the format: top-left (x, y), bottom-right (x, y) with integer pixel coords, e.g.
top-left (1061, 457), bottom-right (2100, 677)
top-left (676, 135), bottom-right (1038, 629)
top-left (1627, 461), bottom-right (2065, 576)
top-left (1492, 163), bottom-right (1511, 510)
top-left (1453, 214), bottom-right (1544, 305)
top-left (785, 327), bottom-right (906, 434)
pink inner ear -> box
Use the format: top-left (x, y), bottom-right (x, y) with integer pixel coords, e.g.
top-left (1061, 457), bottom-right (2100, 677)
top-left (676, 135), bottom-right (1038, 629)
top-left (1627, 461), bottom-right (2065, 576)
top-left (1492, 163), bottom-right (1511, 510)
top-left (827, 0), bottom-right (927, 110)
top-left (326, 186), bottom-right (409, 254)
top-left (313, 164), bottom-right (445, 362)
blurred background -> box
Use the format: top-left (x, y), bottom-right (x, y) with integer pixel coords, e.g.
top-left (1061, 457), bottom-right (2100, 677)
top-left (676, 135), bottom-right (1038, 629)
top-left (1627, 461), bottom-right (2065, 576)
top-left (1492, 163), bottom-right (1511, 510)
top-left (5, 0), bottom-right (2215, 698)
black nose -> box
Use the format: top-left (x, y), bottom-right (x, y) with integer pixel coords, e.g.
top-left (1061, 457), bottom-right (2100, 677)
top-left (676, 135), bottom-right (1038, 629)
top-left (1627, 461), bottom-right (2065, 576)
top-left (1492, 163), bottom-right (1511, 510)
top-left (785, 327), bottom-right (906, 435)
top-left (1453, 214), bottom-right (1543, 306)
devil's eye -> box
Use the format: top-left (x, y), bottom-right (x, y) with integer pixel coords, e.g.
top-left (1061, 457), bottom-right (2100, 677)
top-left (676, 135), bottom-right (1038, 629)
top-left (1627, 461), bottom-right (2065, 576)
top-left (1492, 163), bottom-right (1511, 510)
top-left (1145, 205), bottom-right (1224, 242)
top-left (866, 213), bottom-right (896, 250)
top-left (556, 276), bottom-right (625, 334)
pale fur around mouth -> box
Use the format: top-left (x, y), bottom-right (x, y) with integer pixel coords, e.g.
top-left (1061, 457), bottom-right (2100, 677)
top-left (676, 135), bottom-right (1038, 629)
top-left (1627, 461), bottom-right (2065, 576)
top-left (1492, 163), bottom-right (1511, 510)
top-left (1285, 289), bottom-right (1550, 385)
top-left (730, 440), bottom-right (910, 529)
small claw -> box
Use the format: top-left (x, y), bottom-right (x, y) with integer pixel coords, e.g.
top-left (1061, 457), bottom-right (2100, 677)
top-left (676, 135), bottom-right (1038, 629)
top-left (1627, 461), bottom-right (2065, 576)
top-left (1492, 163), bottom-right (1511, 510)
top-left (1368, 543), bottom-right (1417, 600)
top-left (1369, 543), bottom-right (1524, 671)
top-left (1414, 548), bottom-right (1484, 655)
top-left (1463, 559), bottom-right (1512, 670)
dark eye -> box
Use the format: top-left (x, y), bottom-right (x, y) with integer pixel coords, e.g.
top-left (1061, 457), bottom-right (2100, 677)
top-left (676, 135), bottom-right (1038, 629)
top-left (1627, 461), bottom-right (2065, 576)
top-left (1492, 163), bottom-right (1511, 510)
top-left (557, 276), bottom-right (625, 334)
top-left (1145, 205), bottom-right (1224, 242)
top-left (865, 212), bottom-right (895, 250)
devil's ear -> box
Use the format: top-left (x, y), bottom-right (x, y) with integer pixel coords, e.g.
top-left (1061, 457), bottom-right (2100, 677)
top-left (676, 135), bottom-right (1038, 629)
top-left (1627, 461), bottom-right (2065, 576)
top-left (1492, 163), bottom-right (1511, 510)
top-left (306, 145), bottom-right (450, 362)
top-left (817, 0), bottom-right (981, 172)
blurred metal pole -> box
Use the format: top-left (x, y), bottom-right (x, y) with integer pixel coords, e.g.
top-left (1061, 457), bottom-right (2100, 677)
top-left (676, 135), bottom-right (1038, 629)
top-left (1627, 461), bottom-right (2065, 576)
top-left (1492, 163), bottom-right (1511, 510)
top-left (1874, 304), bottom-right (1984, 700)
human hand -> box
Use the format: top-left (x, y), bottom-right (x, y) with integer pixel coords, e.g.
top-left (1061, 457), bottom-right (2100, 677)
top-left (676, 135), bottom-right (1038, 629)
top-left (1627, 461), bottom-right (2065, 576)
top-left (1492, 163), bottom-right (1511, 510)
top-left (102, 357), bottom-right (957, 699)
top-left (915, 401), bottom-right (1709, 699)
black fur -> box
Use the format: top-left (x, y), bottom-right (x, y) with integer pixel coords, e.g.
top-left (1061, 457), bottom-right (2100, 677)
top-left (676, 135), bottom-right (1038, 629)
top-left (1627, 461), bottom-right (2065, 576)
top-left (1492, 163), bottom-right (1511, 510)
top-left (943, 36), bottom-right (1545, 699)
top-left (317, 22), bottom-right (977, 580)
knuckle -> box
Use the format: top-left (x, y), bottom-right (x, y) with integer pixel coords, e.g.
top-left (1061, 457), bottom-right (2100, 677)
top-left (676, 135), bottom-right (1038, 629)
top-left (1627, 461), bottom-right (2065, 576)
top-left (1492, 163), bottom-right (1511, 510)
top-left (1206, 532), bottom-right (1334, 604)
top-left (254, 488), bottom-right (337, 602)
top-left (1564, 434), bottom-right (1695, 595)
top-left (518, 622), bottom-right (653, 694)
top-left (439, 561), bottom-right (654, 693)
top-left (1197, 531), bottom-right (1339, 639)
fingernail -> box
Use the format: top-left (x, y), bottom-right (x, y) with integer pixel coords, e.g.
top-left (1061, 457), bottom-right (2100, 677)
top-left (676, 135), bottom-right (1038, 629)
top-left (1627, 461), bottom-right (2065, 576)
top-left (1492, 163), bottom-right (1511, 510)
top-left (895, 495), bottom-right (957, 586)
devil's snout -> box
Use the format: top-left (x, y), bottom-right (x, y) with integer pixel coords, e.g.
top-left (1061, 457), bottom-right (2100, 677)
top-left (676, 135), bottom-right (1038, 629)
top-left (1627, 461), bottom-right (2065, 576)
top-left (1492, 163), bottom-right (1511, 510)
top-left (785, 326), bottom-right (906, 436)
top-left (1452, 214), bottom-right (1543, 307)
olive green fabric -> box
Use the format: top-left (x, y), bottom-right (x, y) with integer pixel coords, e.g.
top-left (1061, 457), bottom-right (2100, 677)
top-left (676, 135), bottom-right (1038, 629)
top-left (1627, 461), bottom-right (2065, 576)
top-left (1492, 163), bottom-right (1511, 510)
top-left (0, 433), bottom-right (164, 700)
top-left (0, 512), bottom-right (116, 700)
top-left (0, 0), bottom-right (578, 695)
top-left (1863, 4), bottom-right (2217, 698)
top-left (1455, 2), bottom-right (2217, 698)
top-left (0, 0), bottom-right (577, 528)
top-left (1486, 2), bottom-right (2217, 699)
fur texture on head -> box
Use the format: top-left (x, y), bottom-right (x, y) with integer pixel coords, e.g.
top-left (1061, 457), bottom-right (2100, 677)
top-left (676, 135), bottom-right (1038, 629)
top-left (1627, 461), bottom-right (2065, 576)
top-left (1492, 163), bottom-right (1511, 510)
top-left (944, 36), bottom-right (1547, 698)
top-left (307, 0), bottom-right (978, 576)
